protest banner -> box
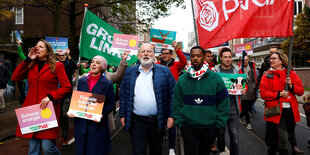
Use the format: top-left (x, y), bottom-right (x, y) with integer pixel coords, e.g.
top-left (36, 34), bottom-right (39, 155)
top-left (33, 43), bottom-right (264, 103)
top-left (67, 90), bottom-right (105, 122)
top-left (15, 102), bottom-right (58, 134)
top-left (150, 28), bottom-right (176, 54)
top-left (79, 9), bottom-right (138, 67)
top-left (15, 29), bottom-right (22, 43)
top-left (234, 42), bottom-right (253, 57)
top-left (111, 33), bottom-right (139, 55)
top-left (45, 37), bottom-right (68, 54)
top-left (217, 73), bottom-right (247, 95)
top-left (193, 0), bottom-right (294, 48)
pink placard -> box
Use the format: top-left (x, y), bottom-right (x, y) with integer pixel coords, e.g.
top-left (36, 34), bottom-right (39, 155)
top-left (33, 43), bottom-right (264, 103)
top-left (112, 33), bottom-right (139, 50)
top-left (15, 102), bottom-right (58, 134)
top-left (234, 42), bottom-right (253, 57)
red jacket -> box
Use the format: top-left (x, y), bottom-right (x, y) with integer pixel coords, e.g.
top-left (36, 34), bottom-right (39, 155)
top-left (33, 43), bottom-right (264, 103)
top-left (11, 60), bottom-right (72, 139)
top-left (259, 69), bottom-right (304, 124)
top-left (157, 48), bottom-right (187, 81)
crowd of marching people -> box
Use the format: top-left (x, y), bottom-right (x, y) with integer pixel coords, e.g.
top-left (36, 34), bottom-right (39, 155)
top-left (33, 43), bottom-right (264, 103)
top-left (9, 38), bottom-right (308, 155)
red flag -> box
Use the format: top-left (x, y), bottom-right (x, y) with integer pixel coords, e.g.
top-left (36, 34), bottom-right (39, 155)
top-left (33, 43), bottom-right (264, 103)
top-left (193, 0), bottom-right (294, 48)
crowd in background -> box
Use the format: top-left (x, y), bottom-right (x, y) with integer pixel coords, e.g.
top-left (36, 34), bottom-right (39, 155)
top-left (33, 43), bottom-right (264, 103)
top-left (2, 38), bottom-right (308, 155)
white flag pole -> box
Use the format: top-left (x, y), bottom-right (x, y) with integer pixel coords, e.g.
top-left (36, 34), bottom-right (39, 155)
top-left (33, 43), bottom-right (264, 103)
top-left (75, 4), bottom-right (88, 88)
top-left (191, 0), bottom-right (199, 46)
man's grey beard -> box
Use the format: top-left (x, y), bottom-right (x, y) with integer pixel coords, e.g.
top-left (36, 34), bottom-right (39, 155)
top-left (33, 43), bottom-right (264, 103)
top-left (140, 56), bottom-right (154, 67)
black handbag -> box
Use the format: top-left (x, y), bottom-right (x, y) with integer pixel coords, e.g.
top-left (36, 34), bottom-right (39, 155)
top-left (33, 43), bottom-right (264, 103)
top-left (264, 104), bottom-right (281, 119)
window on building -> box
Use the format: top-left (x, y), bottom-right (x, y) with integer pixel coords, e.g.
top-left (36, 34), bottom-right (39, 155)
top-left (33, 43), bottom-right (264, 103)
top-left (292, 50), bottom-right (310, 68)
top-left (15, 8), bottom-right (23, 24)
top-left (294, 0), bottom-right (304, 16)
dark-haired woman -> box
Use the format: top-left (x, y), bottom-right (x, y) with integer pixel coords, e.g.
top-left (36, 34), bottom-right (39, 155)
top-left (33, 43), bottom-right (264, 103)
top-left (11, 39), bottom-right (72, 154)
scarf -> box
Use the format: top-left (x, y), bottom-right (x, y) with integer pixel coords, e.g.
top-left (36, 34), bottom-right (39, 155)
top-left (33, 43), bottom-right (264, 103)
top-left (186, 61), bottom-right (208, 80)
top-left (87, 73), bottom-right (100, 92)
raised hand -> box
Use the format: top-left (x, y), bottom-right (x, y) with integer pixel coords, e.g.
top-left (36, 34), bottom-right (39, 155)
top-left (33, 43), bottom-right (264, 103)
top-left (28, 46), bottom-right (39, 60)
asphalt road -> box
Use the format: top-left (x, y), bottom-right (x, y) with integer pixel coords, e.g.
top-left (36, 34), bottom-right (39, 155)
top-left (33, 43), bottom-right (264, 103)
top-left (61, 99), bottom-right (310, 155)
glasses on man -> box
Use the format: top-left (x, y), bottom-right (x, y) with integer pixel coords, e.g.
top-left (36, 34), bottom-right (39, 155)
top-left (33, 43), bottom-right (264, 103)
top-left (162, 53), bottom-right (170, 55)
top-left (57, 55), bottom-right (66, 57)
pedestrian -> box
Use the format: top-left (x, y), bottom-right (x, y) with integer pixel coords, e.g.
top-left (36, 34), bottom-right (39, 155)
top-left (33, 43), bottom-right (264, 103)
top-left (56, 48), bottom-right (78, 145)
top-left (16, 39), bottom-right (27, 105)
top-left (11, 39), bottom-right (72, 155)
top-left (0, 58), bottom-right (10, 113)
top-left (303, 94), bottom-right (310, 147)
top-left (258, 46), bottom-right (278, 85)
top-left (173, 46), bottom-right (230, 155)
top-left (213, 47), bottom-right (246, 155)
top-left (158, 41), bottom-right (187, 80)
top-left (260, 51), bottom-right (304, 155)
top-left (239, 55), bottom-right (257, 130)
top-left (71, 55), bottom-right (116, 155)
top-left (157, 41), bottom-right (187, 155)
top-left (78, 53), bottom-right (128, 131)
top-left (119, 43), bottom-right (175, 155)
top-left (205, 49), bottom-right (215, 71)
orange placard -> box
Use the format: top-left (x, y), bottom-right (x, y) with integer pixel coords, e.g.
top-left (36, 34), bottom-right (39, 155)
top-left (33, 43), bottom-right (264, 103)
top-left (67, 90), bottom-right (105, 122)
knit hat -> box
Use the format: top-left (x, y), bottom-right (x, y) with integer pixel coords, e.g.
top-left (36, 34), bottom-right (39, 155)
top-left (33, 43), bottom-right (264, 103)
top-left (93, 55), bottom-right (107, 71)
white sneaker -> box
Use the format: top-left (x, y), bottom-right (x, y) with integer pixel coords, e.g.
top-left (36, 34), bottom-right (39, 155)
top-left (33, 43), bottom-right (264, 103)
top-left (169, 149), bottom-right (175, 155)
top-left (219, 151), bottom-right (226, 155)
top-left (239, 118), bottom-right (245, 125)
top-left (247, 124), bottom-right (252, 130)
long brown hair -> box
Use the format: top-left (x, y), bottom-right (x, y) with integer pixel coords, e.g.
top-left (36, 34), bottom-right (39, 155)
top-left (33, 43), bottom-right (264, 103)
top-left (28, 39), bottom-right (57, 72)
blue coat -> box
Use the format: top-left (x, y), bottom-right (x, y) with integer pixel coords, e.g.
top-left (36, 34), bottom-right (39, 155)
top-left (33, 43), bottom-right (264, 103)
top-left (119, 63), bottom-right (176, 131)
top-left (74, 74), bottom-right (115, 155)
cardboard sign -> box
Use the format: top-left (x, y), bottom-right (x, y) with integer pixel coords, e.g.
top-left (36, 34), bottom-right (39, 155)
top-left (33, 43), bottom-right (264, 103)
top-left (234, 42), bottom-right (253, 57)
top-left (45, 37), bottom-right (68, 54)
top-left (217, 73), bottom-right (247, 95)
top-left (15, 102), bottom-right (58, 134)
top-left (150, 28), bottom-right (176, 52)
top-left (111, 33), bottom-right (139, 55)
top-left (67, 90), bottom-right (105, 122)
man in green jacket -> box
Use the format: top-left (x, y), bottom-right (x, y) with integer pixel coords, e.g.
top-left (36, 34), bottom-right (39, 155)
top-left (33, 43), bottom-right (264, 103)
top-left (173, 46), bottom-right (230, 155)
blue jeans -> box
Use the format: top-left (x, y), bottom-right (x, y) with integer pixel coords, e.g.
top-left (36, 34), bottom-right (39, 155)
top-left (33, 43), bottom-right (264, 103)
top-left (28, 138), bottom-right (60, 155)
top-left (217, 114), bottom-right (239, 155)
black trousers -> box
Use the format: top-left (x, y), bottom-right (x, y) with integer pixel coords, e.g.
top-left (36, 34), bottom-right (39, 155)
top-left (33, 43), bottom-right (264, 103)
top-left (265, 108), bottom-right (296, 155)
top-left (130, 114), bottom-right (165, 155)
top-left (181, 124), bottom-right (216, 155)
top-left (240, 100), bottom-right (255, 124)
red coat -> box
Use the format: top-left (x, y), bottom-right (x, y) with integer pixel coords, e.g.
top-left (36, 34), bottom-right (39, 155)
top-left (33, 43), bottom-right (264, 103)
top-left (157, 48), bottom-right (187, 81)
top-left (11, 60), bottom-right (72, 139)
top-left (259, 69), bottom-right (304, 124)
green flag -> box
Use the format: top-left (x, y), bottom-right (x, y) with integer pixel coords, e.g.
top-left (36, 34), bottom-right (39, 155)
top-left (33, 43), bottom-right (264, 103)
top-left (79, 10), bottom-right (138, 67)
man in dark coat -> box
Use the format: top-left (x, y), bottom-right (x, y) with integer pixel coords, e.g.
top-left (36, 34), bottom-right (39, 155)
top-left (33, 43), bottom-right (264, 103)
top-left (120, 43), bottom-right (176, 155)
top-left (56, 49), bottom-right (77, 145)
top-left (0, 58), bottom-right (10, 113)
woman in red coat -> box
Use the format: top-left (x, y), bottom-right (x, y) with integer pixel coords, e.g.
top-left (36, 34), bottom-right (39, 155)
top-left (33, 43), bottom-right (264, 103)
top-left (11, 39), bottom-right (72, 155)
top-left (260, 52), bottom-right (304, 155)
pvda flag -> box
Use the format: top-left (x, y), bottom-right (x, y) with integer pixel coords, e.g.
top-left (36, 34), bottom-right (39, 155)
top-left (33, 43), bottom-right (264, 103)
top-left (79, 9), bottom-right (138, 66)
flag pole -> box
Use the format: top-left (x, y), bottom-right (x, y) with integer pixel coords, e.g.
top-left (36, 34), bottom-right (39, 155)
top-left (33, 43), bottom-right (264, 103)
top-left (191, 0), bottom-right (199, 46)
top-left (75, 3), bottom-right (88, 88)
top-left (285, 1), bottom-right (294, 91)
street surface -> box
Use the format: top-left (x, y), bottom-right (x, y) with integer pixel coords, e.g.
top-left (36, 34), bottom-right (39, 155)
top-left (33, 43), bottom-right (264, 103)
top-left (61, 99), bottom-right (310, 155)
top-left (1, 99), bottom-right (309, 155)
